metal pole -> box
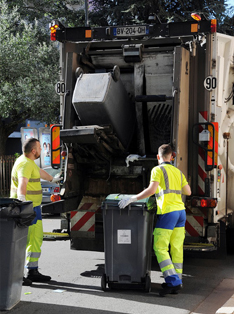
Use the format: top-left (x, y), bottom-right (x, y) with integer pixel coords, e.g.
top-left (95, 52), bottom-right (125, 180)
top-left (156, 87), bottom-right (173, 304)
top-left (84, 0), bottom-right (89, 26)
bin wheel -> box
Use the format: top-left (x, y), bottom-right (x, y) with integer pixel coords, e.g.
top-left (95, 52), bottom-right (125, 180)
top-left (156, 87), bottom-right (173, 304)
top-left (101, 274), bottom-right (107, 291)
top-left (144, 274), bottom-right (151, 292)
top-left (108, 282), bottom-right (113, 289)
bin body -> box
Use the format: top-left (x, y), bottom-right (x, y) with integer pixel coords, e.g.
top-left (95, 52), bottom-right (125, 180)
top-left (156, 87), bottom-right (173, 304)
top-left (102, 194), bottom-right (155, 289)
top-left (0, 199), bottom-right (34, 310)
top-left (72, 72), bottom-right (135, 149)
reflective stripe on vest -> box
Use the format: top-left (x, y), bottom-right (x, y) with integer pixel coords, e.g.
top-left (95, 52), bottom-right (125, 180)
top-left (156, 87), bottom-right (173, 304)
top-left (27, 190), bottom-right (42, 195)
top-left (11, 187), bottom-right (42, 195)
top-left (155, 165), bottom-right (182, 198)
top-left (12, 177), bottom-right (40, 183)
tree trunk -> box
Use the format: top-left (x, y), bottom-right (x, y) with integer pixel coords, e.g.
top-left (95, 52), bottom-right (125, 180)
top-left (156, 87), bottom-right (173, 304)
top-left (0, 127), bottom-right (8, 156)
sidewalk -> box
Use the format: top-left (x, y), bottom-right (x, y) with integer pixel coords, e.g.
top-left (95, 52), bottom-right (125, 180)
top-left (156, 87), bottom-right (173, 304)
top-left (216, 291), bottom-right (234, 314)
top-left (191, 278), bottom-right (234, 314)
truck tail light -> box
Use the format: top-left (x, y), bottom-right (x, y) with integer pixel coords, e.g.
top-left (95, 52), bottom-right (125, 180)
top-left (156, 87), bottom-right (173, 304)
top-left (191, 197), bottom-right (217, 208)
top-left (191, 13), bottom-right (201, 21)
top-left (61, 151), bottom-right (67, 161)
top-left (211, 19), bottom-right (217, 33)
top-left (50, 194), bottom-right (61, 202)
top-left (53, 187), bottom-right (60, 193)
top-left (50, 24), bottom-right (59, 41)
top-left (51, 124), bottom-right (61, 169)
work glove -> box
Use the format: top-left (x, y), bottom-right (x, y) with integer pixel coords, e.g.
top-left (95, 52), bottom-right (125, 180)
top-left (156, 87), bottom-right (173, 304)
top-left (50, 177), bottom-right (62, 183)
top-left (118, 196), bottom-right (137, 209)
top-left (18, 195), bottom-right (26, 202)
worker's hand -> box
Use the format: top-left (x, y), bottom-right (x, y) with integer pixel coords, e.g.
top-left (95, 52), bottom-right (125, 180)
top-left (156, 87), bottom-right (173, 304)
top-left (118, 196), bottom-right (137, 209)
top-left (50, 177), bottom-right (62, 183)
top-left (18, 195), bottom-right (26, 202)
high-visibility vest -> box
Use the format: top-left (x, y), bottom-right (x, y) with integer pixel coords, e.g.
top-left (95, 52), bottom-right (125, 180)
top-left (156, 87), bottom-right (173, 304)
top-left (10, 155), bottom-right (42, 207)
top-left (151, 164), bottom-right (187, 214)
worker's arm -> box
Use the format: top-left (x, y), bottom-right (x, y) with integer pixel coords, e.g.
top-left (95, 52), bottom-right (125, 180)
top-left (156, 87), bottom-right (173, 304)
top-left (40, 168), bottom-right (53, 182)
top-left (182, 184), bottom-right (191, 196)
top-left (40, 168), bottom-right (62, 183)
top-left (17, 177), bottom-right (29, 201)
top-left (119, 181), bottom-right (159, 209)
top-left (135, 181), bottom-right (159, 200)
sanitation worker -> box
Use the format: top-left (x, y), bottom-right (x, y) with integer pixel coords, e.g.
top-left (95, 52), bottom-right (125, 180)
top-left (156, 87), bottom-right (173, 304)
top-left (119, 143), bottom-right (191, 296)
top-left (10, 138), bottom-right (61, 286)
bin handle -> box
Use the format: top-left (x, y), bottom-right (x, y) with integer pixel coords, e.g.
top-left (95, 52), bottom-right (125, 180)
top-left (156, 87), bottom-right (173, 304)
top-left (102, 201), bottom-right (155, 214)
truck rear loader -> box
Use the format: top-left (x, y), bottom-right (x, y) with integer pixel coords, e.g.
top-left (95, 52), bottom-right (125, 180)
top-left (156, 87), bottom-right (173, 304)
top-left (43, 17), bottom-right (234, 253)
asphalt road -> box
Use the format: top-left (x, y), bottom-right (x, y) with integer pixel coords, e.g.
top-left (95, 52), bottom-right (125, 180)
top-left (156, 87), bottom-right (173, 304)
top-left (2, 217), bottom-right (234, 314)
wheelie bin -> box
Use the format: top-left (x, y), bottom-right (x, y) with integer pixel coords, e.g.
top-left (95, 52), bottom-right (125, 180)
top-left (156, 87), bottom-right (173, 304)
top-left (0, 198), bottom-right (35, 310)
top-left (101, 194), bottom-right (156, 292)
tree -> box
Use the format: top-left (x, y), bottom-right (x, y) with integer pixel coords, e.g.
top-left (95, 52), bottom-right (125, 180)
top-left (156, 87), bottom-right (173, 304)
top-left (0, 0), bottom-right (60, 155)
top-left (6, 0), bottom-right (85, 27)
top-left (89, 0), bottom-right (234, 35)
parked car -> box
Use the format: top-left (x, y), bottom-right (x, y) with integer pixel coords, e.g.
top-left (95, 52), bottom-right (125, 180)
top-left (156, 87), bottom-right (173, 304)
top-left (41, 167), bottom-right (61, 204)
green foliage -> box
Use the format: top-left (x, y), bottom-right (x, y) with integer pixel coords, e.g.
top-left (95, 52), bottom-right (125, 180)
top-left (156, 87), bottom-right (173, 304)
top-left (6, 0), bottom-right (85, 27)
top-left (89, 0), bottom-right (234, 35)
top-left (0, 0), bottom-right (62, 155)
top-left (14, 152), bottom-right (20, 159)
top-left (0, 0), bottom-right (60, 129)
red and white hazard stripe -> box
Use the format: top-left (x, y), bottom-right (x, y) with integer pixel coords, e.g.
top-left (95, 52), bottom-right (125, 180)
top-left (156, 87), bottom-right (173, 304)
top-left (198, 111), bottom-right (207, 195)
top-left (185, 215), bottom-right (204, 237)
top-left (185, 207), bottom-right (206, 237)
top-left (71, 209), bottom-right (95, 232)
top-left (71, 197), bottom-right (102, 233)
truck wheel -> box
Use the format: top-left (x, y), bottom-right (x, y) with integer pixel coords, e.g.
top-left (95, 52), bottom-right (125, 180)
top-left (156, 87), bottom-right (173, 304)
top-left (144, 274), bottom-right (151, 292)
top-left (101, 274), bottom-right (107, 291)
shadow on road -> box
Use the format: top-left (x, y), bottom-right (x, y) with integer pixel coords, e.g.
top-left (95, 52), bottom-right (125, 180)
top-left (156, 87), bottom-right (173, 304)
top-left (9, 301), bottom-right (129, 314)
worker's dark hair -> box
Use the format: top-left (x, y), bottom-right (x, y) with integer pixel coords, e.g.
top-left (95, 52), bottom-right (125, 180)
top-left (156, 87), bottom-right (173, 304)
top-left (23, 138), bottom-right (39, 154)
top-left (158, 143), bottom-right (173, 158)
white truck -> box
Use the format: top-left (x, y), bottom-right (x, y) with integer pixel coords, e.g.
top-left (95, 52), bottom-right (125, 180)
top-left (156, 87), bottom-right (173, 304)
top-left (43, 17), bottom-right (234, 253)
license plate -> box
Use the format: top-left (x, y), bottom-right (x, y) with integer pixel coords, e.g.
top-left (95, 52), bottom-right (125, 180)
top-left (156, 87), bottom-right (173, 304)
top-left (114, 26), bottom-right (149, 37)
top-left (42, 188), bottom-right (50, 193)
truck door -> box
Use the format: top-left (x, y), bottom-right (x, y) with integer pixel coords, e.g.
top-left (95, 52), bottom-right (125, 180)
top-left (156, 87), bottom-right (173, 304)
top-left (172, 47), bottom-right (190, 179)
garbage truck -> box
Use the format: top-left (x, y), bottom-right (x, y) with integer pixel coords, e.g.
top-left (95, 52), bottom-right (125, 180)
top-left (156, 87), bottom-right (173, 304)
top-left (43, 17), bottom-right (234, 253)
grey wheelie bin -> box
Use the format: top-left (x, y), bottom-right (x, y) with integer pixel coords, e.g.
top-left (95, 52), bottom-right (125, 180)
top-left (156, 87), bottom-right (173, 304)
top-left (101, 194), bottom-right (156, 292)
top-left (0, 198), bottom-right (35, 311)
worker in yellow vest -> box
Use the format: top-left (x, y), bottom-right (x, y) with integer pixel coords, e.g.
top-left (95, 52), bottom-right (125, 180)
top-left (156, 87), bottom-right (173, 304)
top-left (119, 143), bottom-right (191, 296)
top-left (11, 138), bottom-right (61, 286)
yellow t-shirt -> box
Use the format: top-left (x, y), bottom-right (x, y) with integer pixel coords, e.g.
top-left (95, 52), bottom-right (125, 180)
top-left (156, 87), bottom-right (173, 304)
top-left (10, 155), bottom-right (42, 207)
top-left (150, 163), bottom-right (188, 215)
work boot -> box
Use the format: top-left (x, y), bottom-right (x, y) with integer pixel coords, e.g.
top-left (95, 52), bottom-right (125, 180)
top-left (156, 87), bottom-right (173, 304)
top-left (159, 283), bottom-right (182, 297)
top-left (27, 269), bottom-right (51, 282)
top-left (22, 276), bottom-right (32, 286)
top-left (161, 283), bottom-right (183, 292)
